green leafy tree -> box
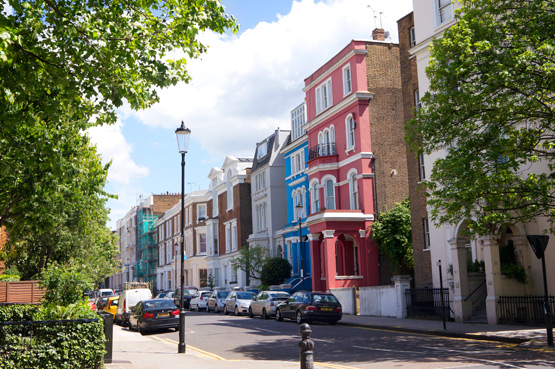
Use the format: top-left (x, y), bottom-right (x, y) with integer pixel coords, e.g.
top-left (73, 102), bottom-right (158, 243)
top-left (0, 0), bottom-right (237, 228)
top-left (39, 262), bottom-right (93, 306)
top-left (231, 245), bottom-right (267, 286)
top-left (406, 0), bottom-right (555, 236)
top-left (370, 198), bottom-right (413, 275)
top-left (260, 257), bottom-right (292, 286)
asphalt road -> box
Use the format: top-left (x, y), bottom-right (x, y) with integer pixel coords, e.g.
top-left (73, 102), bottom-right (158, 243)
top-left (145, 311), bottom-right (555, 369)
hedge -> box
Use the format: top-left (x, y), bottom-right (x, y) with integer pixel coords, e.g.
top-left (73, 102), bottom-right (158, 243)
top-left (0, 303), bottom-right (105, 369)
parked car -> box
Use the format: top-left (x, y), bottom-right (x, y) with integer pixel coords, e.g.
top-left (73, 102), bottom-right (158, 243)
top-left (115, 288), bottom-right (153, 326)
top-left (154, 291), bottom-right (174, 299)
top-left (189, 291), bottom-right (213, 311)
top-left (224, 291), bottom-right (256, 316)
top-left (97, 288), bottom-right (114, 297)
top-left (275, 291), bottom-right (342, 324)
top-left (104, 296), bottom-right (120, 318)
top-left (173, 286), bottom-right (198, 309)
top-left (249, 291), bottom-right (290, 319)
top-left (96, 295), bottom-right (112, 311)
top-left (206, 290), bottom-right (230, 313)
top-left (128, 299), bottom-right (180, 335)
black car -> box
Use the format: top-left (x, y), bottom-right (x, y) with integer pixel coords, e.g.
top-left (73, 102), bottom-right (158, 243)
top-left (128, 299), bottom-right (179, 335)
top-left (173, 286), bottom-right (198, 309)
top-left (275, 291), bottom-right (342, 324)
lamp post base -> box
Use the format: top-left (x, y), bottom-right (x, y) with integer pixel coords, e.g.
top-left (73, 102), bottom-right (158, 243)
top-left (178, 310), bottom-right (186, 353)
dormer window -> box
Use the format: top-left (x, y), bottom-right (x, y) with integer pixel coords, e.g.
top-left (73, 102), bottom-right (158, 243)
top-left (257, 141), bottom-right (268, 158)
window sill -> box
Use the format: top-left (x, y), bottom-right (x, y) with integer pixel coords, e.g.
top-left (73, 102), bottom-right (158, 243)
top-left (345, 146), bottom-right (355, 155)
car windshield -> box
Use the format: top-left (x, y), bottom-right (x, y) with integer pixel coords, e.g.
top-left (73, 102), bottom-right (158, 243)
top-left (312, 294), bottom-right (339, 303)
top-left (269, 293), bottom-right (289, 299)
top-left (217, 292), bottom-right (229, 298)
top-left (201, 292), bottom-right (212, 297)
top-left (101, 291), bottom-right (112, 296)
top-left (143, 300), bottom-right (176, 309)
top-left (236, 292), bottom-right (255, 300)
top-left (184, 289), bottom-right (197, 295)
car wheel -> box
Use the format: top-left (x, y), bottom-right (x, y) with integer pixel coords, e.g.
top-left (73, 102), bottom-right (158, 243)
top-left (234, 306), bottom-right (239, 316)
top-left (248, 307), bottom-right (253, 318)
top-left (224, 306), bottom-right (228, 315)
top-left (296, 311), bottom-right (304, 324)
top-left (215, 305), bottom-right (219, 313)
top-left (262, 308), bottom-right (268, 320)
top-left (195, 304), bottom-right (200, 312)
top-left (138, 324), bottom-right (146, 336)
top-left (329, 320), bottom-right (337, 325)
top-left (276, 309), bottom-right (283, 321)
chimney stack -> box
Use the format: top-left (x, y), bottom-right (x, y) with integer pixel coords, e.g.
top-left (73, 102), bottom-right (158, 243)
top-left (372, 28), bottom-right (385, 41)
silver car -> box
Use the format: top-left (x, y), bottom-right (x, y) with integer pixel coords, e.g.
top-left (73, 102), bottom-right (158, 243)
top-left (189, 291), bottom-right (212, 311)
top-left (207, 290), bottom-right (229, 313)
top-left (224, 291), bottom-right (256, 316)
top-left (249, 291), bottom-right (290, 319)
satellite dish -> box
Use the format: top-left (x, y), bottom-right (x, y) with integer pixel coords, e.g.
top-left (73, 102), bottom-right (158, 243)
top-left (385, 31), bottom-right (390, 39)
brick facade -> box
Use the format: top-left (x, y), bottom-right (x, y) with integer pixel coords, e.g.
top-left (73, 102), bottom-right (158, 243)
top-left (398, 12), bottom-right (432, 287)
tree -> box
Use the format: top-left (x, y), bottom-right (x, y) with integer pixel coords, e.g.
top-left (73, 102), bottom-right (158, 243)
top-left (370, 198), bottom-right (413, 275)
top-left (406, 0), bottom-right (555, 236)
top-left (230, 245), bottom-right (267, 287)
top-left (0, 0), bottom-right (237, 228)
top-left (260, 257), bottom-right (292, 286)
top-left (39, 262), bottom-right (93, 306)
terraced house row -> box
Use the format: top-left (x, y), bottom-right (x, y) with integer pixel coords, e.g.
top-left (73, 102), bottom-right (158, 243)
top-left (108, 1), bottom-right (555, 326)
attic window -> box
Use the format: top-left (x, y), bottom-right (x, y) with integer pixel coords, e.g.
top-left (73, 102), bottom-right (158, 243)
top-left (257, 141), bottom-right (268, 158)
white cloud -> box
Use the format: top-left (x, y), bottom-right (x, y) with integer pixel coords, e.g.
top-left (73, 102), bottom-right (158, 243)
top-left (87, 121), bottom-right (149, 185)
top-left (124, 0), bottom-right (413, 158)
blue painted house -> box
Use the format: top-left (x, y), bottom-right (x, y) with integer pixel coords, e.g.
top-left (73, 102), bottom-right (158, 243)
top-left (277, 103), bottom-right (312, 291)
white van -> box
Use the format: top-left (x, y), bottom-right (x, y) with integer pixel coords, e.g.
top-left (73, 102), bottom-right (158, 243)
top-left (115, 288), bottom-right (152, 326)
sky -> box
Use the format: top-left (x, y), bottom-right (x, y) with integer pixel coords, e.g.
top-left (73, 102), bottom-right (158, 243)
top-left (87, 0), bottom-right (414, 230)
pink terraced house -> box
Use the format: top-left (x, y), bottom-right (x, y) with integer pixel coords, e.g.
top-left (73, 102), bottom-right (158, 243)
top-left (304, 32), bottom-right (409, 292)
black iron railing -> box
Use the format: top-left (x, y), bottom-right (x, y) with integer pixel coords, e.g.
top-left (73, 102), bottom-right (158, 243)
top-left (308, 143), bottom-right (336, 160)
top-left (498, 295), bottom-right (555, 326)
top-left (405, 288), bottom-right (450, 318)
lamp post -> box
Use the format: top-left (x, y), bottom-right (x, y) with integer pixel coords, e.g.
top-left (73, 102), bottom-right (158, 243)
top-left (527, 235), bottom-right (553, 347)
top-left (296, 202), bottom-right (304, 290)
top-left (175, 121), bottom-right (191, 354)
top-left (437, 260), bottom-right (446, 330)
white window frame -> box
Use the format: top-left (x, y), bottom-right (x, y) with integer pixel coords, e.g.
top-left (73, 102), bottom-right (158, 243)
top-left (324, 177), bottom-right (336, 210)
top-left (423, 218), bottom-right (431, 249)
top-left (418, 153), bottom-right (426, 181)
top-left (409, 26), bottom-right (416, 47)
top-left (435, 0), bottom-right (454, 26)
top-left (197, 203), bottom-right (207, 221)
top-left (315, 77), bottom-right (333, 114)
top-left (310, 180), bottom-right (320, 213)
top-left (257, 141), bottom-right (268, 158)
top-left (342, 64), bottom-right (352, 96)
top-left (225, 224), bottom-right (231, 253)
top-left (198, 231), bottom-right (207, 255)
top-left (345, 115), bottom-right (355, 151)
top-left (348, 171), bottom-right (359, 210)
top-left (231, 223), bottom-right (238, 251)
top-left (414, 89), bottom-right (421, 111)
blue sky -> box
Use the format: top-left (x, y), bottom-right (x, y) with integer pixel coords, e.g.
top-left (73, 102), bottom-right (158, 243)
top-left (88, 0), bottom-right (413, 229)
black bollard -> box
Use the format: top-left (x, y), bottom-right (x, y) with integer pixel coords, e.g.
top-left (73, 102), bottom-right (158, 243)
top-left (298, 323), bottom-right (314, 369)
top-left (99, 311), bottom-right (113, 364)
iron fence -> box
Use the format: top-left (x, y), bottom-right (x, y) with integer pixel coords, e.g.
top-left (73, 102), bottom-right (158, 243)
top-left (405, 288), bottom-right (450, 318)
top-left (498, 295), bottom-right (555, 325)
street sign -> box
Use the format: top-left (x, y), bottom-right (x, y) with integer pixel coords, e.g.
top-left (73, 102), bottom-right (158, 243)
top-left (526, 235), bottom-right (549, 259)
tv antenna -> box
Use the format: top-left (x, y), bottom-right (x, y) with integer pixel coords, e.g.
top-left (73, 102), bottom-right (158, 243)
top-left (367, 5), bottom-right (383, 29)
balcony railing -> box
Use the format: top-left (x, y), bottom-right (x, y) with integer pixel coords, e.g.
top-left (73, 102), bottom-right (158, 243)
top-left (308, 143), bottom-right (336, 160)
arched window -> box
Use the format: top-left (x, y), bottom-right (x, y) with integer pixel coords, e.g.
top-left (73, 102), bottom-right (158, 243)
top-left (324, 130), bottom-right (330, 155)
top-left (349, 172), bottom-right (358, 210)
top-left (346, 116), bottom-right (355, 150)
top-left (325, 179), bottom-right (335, 210)
top-left (226, 169), bottom-right (233, 209)
top-left (311, 182), bottom-right (319, 213)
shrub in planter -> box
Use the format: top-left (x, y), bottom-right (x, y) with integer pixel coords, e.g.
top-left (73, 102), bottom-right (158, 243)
top-left (260, 257), bottom-right (292, 286)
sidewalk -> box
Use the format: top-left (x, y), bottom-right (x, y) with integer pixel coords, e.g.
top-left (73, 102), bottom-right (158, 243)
top-left (105, 315), bottom-right (554, 369)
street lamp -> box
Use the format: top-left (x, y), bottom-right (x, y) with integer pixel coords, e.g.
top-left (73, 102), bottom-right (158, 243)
top-left (175, 121), bottom-right (191, 354)
top-left (296, 202), bottom-right (304, 290)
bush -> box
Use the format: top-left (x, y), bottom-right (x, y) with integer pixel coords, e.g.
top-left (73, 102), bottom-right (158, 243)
top-left (260, 258), bottom-right (292, 286)
top-left (39, 262), bottom-right (93, 306)
top-left (0, 303), bottom-right (104, 369)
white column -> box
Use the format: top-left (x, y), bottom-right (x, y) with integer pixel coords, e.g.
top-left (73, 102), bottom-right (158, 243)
top-left (482, 235), bottom-right (502, 324)
top-left (450, 238), bottom-right (472, 322)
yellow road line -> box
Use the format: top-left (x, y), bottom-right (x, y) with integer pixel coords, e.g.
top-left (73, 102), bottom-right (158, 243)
top-left (151, 336), bottom-right (226, 360)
